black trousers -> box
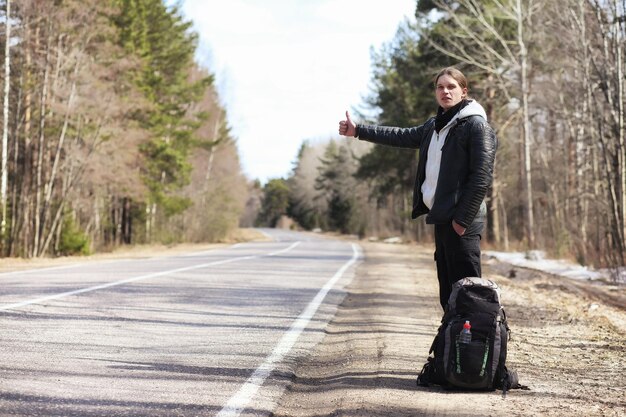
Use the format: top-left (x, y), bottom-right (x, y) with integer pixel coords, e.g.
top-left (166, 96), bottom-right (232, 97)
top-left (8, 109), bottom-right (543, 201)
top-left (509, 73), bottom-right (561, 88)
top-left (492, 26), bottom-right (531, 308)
top-left (434, 220), bottom-right (484, 310)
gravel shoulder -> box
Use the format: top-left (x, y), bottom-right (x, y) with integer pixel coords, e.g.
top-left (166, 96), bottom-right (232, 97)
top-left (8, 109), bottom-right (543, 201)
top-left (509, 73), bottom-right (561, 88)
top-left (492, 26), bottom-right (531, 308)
top-left (273, 240), bottom-right (626, 417)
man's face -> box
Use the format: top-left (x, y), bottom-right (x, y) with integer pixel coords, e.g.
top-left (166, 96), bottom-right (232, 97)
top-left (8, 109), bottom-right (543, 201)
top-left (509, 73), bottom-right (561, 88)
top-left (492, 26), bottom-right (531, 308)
top-left (436, 74), bottom-right (467, 110)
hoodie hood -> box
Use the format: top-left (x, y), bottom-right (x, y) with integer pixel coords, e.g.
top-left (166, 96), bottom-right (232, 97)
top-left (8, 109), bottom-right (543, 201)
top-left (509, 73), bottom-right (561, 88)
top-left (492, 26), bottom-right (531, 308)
top-left (439, 99), bottom-right (488, 133)
top-left (456, 99), bottom-right (487, 121)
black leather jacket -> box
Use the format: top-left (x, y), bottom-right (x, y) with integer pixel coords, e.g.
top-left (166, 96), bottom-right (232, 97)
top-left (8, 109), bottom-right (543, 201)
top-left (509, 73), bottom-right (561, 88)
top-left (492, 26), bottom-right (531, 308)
top-left (356, 108), bottom-right (497, 228)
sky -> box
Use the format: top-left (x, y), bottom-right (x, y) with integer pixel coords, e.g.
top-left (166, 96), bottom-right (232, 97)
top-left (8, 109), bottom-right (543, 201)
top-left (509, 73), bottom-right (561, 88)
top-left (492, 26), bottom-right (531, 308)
top-left (176, 0), bottom-right (417, 184)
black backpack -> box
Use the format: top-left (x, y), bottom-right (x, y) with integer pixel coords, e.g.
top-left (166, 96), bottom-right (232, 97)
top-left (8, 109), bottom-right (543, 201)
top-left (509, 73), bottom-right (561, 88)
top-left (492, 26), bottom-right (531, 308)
top-left (417, 277), bottom-right (527, 394)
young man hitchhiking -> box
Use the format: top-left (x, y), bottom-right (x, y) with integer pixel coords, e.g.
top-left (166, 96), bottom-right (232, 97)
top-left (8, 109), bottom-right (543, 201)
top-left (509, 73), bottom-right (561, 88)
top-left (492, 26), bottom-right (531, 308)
top-left (338, 67), bottom-right (497, 310)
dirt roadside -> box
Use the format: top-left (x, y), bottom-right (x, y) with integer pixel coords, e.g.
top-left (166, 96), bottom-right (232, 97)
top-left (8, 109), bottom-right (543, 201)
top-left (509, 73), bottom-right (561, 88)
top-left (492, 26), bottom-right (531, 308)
top-left (273, 240), bottom-right (626, 417)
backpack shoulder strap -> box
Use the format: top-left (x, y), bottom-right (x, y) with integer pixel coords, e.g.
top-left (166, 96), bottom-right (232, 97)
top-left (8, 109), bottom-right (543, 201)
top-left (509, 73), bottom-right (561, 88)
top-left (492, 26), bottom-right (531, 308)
top-left (499, 366), bottom-right (531, 398)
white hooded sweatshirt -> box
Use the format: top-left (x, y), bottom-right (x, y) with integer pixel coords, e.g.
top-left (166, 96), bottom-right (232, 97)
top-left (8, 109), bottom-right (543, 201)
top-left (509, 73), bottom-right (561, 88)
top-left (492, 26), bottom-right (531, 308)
top-left (421, 100), bottom-right (488, 210)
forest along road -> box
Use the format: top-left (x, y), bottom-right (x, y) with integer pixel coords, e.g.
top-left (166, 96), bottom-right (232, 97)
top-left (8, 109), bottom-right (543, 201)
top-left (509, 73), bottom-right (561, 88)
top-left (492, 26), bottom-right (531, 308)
top-left (0, 229), bottom-right (360, 417)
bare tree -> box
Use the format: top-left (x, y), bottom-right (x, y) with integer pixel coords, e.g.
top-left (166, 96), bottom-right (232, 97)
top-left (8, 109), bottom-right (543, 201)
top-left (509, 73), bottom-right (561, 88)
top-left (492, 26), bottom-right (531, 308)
top-left (1, 0), bottom-right (10, 240)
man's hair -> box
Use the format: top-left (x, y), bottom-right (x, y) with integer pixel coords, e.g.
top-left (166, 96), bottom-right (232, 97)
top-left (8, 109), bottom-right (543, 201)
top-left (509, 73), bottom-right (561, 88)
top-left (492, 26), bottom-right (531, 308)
top-left (434, 67), bottom-right (468, 91)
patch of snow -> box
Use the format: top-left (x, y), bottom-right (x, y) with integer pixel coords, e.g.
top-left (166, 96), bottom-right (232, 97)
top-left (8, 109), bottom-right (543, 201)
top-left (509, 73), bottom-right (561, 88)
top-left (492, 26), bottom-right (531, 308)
top-left (383, 237), bottom-right (402, 244)
top-left (483, 250), bottom-right (617, 283)
top-left (598, 267), bottom-right (626, 284)
top-left (525, 250), bottom-right (545, 261)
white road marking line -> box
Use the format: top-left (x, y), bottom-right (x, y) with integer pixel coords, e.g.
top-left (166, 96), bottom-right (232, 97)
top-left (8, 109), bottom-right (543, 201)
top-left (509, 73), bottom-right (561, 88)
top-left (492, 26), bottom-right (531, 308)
top-left (267, 242), bottom-right (300, 257)
top-left (257, 229), bottom-right (275, 241)
top-left (217, 242), bottom-right (361, 417)
top-left (0, 261), bottom-right (95, 277)
top-left (176, 242), bottom-right (251, 258)
top-left (0, 241), bottom-right (301, 312)
top-left (0, 244), bottom-right (241, 276)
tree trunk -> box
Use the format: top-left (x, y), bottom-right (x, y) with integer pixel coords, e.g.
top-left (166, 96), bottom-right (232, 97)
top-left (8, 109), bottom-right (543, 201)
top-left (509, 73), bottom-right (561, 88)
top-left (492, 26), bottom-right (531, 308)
top-left (517, 0), bottom-right (535, 248)
top-left (14, 22), bottom-right (35, 257)
top-left (204, 114), bottom-right (221, 191)
top-left (9, 69), bottom-right (20, 256)
top-left (616, 9), bottom-right (626, 262)
top-left (39, 56), bottom-right (80, 253)
top-left (1, 0), bottom-right (11, 242)
top-left (33, 29), bottom-right (52, 257)
top-left (40, 158), bottom-right (74, 256)
top-left (122, 197), bottom-right (132, 244)
top-left (498, 193), bottom-right (510, 251)
top-left (484, 80), bottom-right (499, 244)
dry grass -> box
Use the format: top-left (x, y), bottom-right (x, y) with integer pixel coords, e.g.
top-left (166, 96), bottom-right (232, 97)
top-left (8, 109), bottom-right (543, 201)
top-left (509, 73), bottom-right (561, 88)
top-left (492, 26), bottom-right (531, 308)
top-left (0, 228), bottom-right (269, 274)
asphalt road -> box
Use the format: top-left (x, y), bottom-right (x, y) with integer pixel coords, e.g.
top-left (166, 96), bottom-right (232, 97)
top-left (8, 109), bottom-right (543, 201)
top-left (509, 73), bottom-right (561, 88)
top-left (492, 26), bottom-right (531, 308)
top-left (0, 229), bottom-right (360, 417)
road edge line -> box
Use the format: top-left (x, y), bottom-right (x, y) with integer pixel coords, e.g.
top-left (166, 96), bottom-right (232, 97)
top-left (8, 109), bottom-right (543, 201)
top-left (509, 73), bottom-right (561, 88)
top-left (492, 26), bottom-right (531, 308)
top-left (217, 242), bottom-right (361, 417)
